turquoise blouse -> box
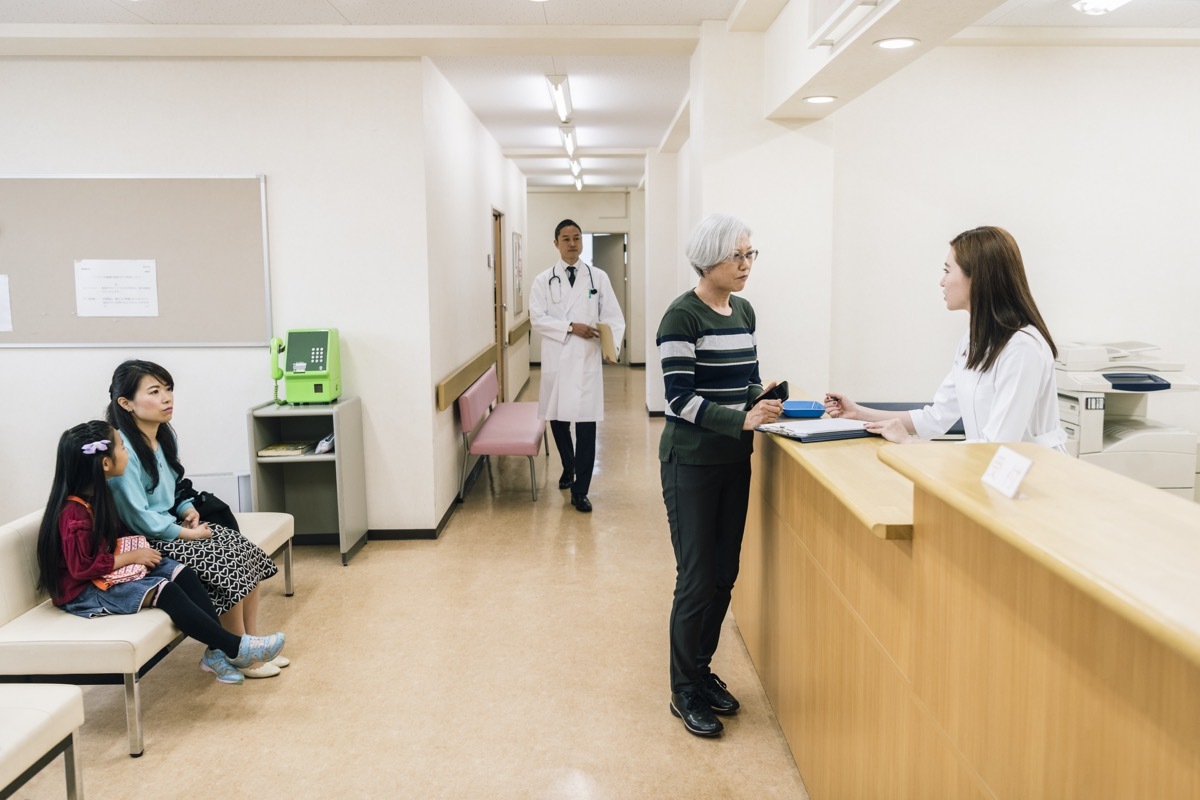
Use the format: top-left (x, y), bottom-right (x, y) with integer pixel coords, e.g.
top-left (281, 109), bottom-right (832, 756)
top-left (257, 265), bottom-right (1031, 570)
top-left (107, 429), bottom-right (195, 542)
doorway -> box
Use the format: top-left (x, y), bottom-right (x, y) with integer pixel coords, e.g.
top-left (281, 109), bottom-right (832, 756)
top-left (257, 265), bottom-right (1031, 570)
top-left (492, 210), bottom-right (507, 399)
top-left (587, 232), bottom-right (629, 365)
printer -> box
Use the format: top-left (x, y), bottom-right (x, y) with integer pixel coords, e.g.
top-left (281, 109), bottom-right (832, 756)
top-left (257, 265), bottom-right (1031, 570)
top-left (1056, 341), bottom-right (1198, 499)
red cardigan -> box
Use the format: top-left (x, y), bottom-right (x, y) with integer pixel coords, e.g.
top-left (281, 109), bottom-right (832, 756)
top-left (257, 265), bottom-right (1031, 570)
top-left (53, 500), bottom-right (117, 606)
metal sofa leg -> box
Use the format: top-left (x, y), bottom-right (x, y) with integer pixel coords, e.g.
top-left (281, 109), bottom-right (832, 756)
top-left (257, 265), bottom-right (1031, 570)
top-left (528, 456), bottom-right (538, 501)
top-left (64, 731), bottom-right (84, 800)
top-left (284, 539), bottom-right (294, 597)
top-left (124, 673), bottom-right (144, 757)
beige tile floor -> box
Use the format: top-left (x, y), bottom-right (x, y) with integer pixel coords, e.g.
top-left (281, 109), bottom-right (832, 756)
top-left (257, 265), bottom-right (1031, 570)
top-left (18, 366), bottom-right (808, 800)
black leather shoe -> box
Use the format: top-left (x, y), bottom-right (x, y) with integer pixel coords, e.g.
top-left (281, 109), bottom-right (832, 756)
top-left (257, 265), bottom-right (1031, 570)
top-left (571, 494), bottom-right (592, 513)
top-left (558, 470), bottom-right (573, 490)
top-left (670, 691), bottom-right (723, 737)
top-left (699, 673), bottom-right (740, 715)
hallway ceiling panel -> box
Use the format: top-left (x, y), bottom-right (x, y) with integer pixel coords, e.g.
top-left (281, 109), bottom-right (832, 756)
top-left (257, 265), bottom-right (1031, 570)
top-left (2, 1), bottom-right (1195, 189)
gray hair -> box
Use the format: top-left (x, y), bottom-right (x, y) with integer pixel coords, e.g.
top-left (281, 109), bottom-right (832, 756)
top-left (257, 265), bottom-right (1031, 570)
top-left (685, 213), bottom-right (752, 278)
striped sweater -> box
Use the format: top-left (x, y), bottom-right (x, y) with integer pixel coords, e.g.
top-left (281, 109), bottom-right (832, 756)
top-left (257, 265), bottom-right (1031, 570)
top-left (657, 290), bottom-right (763, 465)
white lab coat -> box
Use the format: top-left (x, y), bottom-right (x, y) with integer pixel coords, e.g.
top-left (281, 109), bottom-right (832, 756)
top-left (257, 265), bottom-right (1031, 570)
top-left (529, 259), bottom-right (626, 422)
top-left (910, 327), bottom-right (1068, 451)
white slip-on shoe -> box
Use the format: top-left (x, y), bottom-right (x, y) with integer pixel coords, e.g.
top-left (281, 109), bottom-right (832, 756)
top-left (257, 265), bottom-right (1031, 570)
top-left (239, 661), bottom-right (282, 679)
top-left (271, 655), bottom-right (290, 668)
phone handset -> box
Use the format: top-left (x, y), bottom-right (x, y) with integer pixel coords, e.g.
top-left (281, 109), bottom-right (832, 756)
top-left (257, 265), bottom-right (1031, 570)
top-left (270, 336), bottom-right (285, 405)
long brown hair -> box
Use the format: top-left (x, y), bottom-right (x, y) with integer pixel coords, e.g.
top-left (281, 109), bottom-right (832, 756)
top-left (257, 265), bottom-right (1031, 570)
top-left (952, 226), bottom-right (1056, 372)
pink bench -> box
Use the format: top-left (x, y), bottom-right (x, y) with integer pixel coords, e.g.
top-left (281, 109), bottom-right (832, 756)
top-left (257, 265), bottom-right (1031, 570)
top-left (457, 365), bottom-right (548, 501)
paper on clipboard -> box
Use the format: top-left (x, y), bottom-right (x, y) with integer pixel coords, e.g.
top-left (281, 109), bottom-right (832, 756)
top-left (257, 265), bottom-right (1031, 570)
top-left (598, 323), bottom-right (618, 363)
top-left (756, 417), bottom-right (874, 443)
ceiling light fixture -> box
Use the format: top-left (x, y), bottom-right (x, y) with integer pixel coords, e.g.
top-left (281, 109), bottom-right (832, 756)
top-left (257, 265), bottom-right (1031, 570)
top-left (874, 37), bottom-right (919, 49)
top-left (569, 159), bottom-right (582, 177)
top-left (803, 96), bottom-right (837, 104)
top-left (546, 75), bottom-right (573, 124)
top-left (560, 125), bottom-right (577, 157)
top-left (1070, 0), bottom-right (1134, 14)
top-left (574, 176), bottom-right (583, 191)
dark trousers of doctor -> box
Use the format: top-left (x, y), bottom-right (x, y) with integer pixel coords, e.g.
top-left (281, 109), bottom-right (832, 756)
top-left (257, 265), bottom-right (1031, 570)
top-left (660, 457), bottom-right (752, 693)
top-left (550, 420), bottom-right (596, 497)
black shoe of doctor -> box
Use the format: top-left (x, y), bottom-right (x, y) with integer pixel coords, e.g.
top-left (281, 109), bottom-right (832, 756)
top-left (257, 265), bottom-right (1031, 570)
top-left (558, 469), bottom-right (573, 490)
top-left (670, 691), bottom-right (723, 737)
top-left (570, 494), bottom-right (592, 513)
top-left (698, 673), bottom-right (740, 715)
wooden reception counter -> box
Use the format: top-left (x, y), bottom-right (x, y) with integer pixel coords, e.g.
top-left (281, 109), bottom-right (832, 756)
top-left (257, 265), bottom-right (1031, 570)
top-left (732, 434), bottom-right (1200, 799)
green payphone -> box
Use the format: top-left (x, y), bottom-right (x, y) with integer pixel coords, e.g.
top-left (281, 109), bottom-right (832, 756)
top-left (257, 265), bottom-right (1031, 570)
top-left (270, 329), bottom-right (342, 404)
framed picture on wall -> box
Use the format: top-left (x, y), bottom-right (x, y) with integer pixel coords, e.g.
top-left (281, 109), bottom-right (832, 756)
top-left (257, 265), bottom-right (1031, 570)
top-left (512, 232), bottom-right (524, 314)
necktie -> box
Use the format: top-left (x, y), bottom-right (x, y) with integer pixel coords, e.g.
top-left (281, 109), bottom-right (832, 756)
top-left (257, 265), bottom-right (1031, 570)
top-left (567, 266), bottom-right (576, 287)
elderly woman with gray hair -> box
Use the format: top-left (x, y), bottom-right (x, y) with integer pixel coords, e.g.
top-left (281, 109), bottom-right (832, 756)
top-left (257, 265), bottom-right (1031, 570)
top-left (656, 213), bottom-right (782, 738)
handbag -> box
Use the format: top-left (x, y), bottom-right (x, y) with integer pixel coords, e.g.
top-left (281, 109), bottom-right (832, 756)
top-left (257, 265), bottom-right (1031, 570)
top-left (92, 535), bottom-right (151, 591)
top-left (174, 478), bottom-right (241, 532)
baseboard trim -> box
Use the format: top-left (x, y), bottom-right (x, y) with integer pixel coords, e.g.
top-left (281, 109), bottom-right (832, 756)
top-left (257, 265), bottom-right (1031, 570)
top-left (368, 528), bottom-right (437, 541)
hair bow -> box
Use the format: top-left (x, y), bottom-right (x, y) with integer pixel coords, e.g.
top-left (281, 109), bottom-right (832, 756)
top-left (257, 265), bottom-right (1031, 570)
top-left (81, 439), bottom-right (111, 455)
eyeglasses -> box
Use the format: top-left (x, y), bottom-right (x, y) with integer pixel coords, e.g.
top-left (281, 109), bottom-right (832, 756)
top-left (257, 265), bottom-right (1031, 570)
top-left (730, 250), bottom-right (759, 264)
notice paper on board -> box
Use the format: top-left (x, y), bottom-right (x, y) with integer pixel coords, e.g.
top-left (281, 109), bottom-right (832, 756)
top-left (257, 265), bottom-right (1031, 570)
top-left (0, 275), bottom-right (12, 332)
top-left (75, 259), bottom-right (159, 317)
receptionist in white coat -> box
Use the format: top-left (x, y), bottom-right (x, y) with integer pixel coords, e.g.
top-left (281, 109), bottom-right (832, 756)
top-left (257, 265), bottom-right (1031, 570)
top-left (529, 219), bottom-right (627, 512)
top-left (825, 226), bottom-right (1067, 451)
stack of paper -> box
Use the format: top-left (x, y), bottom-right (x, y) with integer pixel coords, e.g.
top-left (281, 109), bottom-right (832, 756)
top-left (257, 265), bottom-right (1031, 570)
top-left (756, 418), bottom-right (875, 443)
top-left (257, 440), bottom-right (318, 457)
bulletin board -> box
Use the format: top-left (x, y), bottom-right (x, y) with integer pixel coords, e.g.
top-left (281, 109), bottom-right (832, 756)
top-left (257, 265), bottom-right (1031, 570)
top-left (0, 175), bottom-right (270, 347)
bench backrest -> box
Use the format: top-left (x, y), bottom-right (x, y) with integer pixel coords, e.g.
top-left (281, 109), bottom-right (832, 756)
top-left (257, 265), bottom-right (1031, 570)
top-left (457, 364), bottom-right (500, 435)
top-left (0, 510), bottom-right (46, 627)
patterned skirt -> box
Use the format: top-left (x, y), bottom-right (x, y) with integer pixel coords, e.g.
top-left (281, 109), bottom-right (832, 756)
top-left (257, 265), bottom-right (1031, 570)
top-left (153, 523), bottom-right (278, 615)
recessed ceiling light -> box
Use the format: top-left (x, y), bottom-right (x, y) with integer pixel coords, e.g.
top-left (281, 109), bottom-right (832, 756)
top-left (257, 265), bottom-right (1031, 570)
top-left (874, 37), bottom-right (919, 50)
top-left (1071, 0), bottom-right (1134, 14)
top-left (569, 159), bottom-right (582, 177)
top-left (574, 176), bottom-right (583, 191)
top-left (803, 96), bottom-right (837, 104)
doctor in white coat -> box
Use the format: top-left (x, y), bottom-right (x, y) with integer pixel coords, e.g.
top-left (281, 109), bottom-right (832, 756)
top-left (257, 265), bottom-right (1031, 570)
top-left (824, 225), bottom-right (1066, 451)
top-left (529, 219), bottom-right (627, 512)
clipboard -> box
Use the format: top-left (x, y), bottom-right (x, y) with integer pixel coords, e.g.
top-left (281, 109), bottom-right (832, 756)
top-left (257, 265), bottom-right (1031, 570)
top-left (598, 323), bottom-right (618, 363)
top-left (756, 418), bottom-right (876, 443)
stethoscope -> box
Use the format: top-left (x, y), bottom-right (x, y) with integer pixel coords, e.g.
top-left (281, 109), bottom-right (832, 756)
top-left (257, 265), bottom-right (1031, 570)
top-left (548, 263), bottom-right (597, 304)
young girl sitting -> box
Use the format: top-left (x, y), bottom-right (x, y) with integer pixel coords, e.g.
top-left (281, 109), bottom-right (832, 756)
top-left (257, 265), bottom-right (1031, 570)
top-left (35, 420), bottom-right (286, 686)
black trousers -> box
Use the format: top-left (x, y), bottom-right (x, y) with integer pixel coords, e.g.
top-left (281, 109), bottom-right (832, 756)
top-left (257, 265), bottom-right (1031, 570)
top-left (550, 420), bottom-right (597, 496)
top-left (661, 457), bottom-right (752, 694)
top-left (153, 566), bottom-right (242, 656)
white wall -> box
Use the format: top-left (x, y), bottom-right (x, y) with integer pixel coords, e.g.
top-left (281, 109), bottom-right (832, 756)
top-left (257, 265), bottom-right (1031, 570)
top-left (423, 59), bottom-right (528, 518)
top-left (688, 22), bottom-right (836, 394)
top-left (830, 46), bottom-right (1200, 434)
top-left (644, 151), bottom-right (681, 413)
top-left (0, 57), bottom-right (472, 531)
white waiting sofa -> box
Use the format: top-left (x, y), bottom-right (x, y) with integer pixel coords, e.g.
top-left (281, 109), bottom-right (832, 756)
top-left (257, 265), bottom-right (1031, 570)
top-left (0, 684), bottom-right (85, 800)
top-left (0, 510), bottom-right (294, 757)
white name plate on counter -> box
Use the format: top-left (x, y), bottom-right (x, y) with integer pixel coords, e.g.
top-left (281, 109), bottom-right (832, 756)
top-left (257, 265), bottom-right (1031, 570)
top-left (981, 445), bottom-right (1033, 499)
